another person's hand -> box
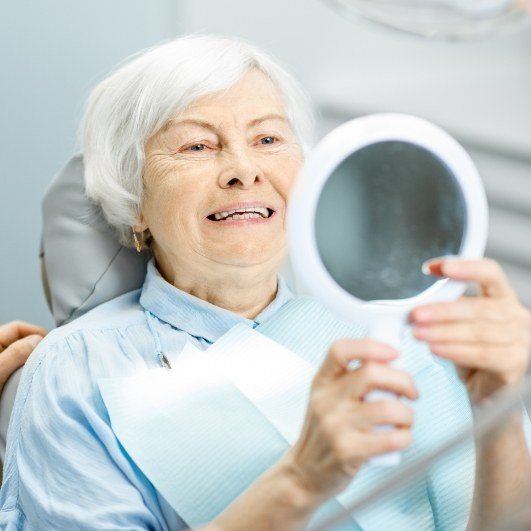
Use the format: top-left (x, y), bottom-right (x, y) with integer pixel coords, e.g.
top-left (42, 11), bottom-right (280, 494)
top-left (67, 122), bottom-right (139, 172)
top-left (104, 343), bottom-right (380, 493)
top-left (411, 258), bottom-right (531, 405)
top-left (0, 321), bottom-right (47, 395)
top-left (286, 339), bottom-right (418, 500)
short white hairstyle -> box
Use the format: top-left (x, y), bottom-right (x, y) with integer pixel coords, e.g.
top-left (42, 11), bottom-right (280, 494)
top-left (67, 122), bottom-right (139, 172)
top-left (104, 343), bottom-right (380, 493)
top-left (81, 34), bottom-right (315, 246)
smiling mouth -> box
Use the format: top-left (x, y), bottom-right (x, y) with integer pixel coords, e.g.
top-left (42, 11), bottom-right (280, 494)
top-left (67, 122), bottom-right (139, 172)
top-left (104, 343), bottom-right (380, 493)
top-left (207, 207), bottom-right (275, 221)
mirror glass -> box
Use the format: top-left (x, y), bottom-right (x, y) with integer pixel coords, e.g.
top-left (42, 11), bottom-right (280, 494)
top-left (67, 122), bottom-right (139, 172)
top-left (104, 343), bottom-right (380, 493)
top-left (315, 141), bottom-right (466, 302)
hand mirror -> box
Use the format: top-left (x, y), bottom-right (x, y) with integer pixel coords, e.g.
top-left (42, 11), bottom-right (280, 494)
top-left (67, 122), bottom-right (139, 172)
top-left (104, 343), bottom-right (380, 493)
top-left (288, 113), bottom-right (488, 464)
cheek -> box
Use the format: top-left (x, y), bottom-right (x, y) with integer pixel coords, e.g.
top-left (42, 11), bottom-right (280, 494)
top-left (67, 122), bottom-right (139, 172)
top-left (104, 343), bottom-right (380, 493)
top-left (143, 188), bottom-right (180, 241)
top-left (267, 154), bottom-right (303, 198)
top-left (143, 178), bottom-right (202, 241)
top-left (143, 157), bottom-right (211, 217)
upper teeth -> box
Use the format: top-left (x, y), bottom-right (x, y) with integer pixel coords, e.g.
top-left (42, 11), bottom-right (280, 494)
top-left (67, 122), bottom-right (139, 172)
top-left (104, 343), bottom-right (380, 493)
top-left (214, 207), bottom-right (270, 220)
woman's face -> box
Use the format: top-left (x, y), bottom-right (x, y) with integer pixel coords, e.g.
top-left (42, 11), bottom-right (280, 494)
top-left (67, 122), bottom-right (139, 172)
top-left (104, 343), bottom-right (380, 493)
top-left (141, 69), bottom-right (304, 275)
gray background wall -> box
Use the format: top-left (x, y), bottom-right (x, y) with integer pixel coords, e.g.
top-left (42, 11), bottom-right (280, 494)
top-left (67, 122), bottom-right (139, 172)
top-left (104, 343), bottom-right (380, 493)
top-left (1, 0), bottom-right (530, 328)
top-left (0, 0), bottom-right (177, 328)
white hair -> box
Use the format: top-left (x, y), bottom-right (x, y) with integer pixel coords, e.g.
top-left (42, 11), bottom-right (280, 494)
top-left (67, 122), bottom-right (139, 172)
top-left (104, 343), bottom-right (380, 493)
top-left (81, 34), bottom-right (315, 246)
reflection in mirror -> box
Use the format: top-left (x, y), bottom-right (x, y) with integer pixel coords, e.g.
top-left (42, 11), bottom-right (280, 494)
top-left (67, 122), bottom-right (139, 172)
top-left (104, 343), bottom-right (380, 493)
top-left (315, 141), bottom-right (466, 302)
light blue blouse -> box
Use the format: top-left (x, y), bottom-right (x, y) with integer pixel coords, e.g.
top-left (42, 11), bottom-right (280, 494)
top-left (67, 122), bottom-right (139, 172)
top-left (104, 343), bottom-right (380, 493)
top-left (1, 260), bottom-right (529, 530)
top-left (0, 260), bottom-right (293, 530)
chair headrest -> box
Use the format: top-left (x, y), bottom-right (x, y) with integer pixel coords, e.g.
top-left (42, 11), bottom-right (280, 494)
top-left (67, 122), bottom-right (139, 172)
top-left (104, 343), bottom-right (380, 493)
top-left (41, 154), bottom-right (149, 326)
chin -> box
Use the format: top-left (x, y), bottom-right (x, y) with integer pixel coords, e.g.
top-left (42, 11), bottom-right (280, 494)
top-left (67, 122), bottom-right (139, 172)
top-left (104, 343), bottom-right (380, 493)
top-left (212, 242), bottom-right (285, 269)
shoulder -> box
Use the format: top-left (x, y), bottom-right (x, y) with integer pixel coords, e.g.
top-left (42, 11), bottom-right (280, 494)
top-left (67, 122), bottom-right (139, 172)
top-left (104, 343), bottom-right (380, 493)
top-left (0, 292), bottom-right (169, 526)
top-left (15, 289), bottom-right (153, 413)
top-left (31, 289), bottom-right (146, 364)
top-left (49, 288), bottom-right (145, 342)
top-left (3, 290), bottom-right (151, 476)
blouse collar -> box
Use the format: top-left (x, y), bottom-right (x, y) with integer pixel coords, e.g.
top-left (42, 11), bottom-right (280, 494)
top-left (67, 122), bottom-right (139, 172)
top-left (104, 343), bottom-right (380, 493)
top-left (139, 260), bottom-right (293, 344)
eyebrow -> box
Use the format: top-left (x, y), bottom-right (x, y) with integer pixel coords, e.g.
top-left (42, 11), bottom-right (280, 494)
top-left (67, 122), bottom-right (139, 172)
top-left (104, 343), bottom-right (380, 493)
top-left (248, 113), bottom-right (288, 127)
top-left (165, 113), bottom-right (287, 133)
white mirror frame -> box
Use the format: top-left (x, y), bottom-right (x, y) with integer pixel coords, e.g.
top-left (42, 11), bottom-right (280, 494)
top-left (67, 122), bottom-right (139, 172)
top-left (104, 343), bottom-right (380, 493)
top-left (288, 113), bottom-right (489, 327)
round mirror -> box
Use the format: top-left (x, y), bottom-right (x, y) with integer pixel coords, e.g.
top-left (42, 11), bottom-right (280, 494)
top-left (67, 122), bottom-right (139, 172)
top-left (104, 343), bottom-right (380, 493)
top-left (289, 113), bottom-right (488, 327)
top-left (315, 140), bottom-right (467, 303)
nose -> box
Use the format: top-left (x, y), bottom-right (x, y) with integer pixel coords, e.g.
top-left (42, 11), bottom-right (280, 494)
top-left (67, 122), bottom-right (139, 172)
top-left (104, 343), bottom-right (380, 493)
top-left (218, 148), bottom-right (264, 189)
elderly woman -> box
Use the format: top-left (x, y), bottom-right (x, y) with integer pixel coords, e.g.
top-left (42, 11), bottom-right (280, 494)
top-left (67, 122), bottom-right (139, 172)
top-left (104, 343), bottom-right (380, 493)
top-left (0, 35), bottom-right (530, 530)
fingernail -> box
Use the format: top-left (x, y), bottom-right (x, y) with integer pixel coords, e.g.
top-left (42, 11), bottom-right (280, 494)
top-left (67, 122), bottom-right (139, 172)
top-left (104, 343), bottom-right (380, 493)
top-left (422, 255), bottom-right (459, 277)
top-left (422, 259), bottom-right (443, 277)
top-left (382, 345), bottom-right (399, 357)
top-left (386, 350), bottom-right (399, 360)
top-left (413, 327), bottom-right (429, 340)
top-left (29, 335), bottom-right (43, 348)
top-left (411, 308), bottom-right (432, 322)
top-left (430, 343), bottom-right (446, 355)
top-left (422, 260), bottom-right (435, 275)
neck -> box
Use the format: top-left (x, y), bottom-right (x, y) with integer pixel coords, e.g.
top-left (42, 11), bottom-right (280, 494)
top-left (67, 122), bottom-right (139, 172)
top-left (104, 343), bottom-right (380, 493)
top-left (153, 247), bottom-right (281, 320)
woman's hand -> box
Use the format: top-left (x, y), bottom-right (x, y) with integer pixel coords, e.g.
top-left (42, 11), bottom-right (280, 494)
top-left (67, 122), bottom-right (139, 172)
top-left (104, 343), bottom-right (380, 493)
top-left (0, 321), bottom-right (47, 395)
top-left (285, 339), bottom-right (418, 500)
top-left (411, 258), bottom-right (531, 405)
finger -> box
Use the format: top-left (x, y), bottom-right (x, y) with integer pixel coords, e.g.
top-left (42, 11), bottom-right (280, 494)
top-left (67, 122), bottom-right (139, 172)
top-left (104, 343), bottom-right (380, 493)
top-left (318, 339), bottom-right (398, 380)
top-left (423, 258), bottom-right (515, 299)
top-left (413, 321), bottom-right (521, 345)
top-left (346, 362), bottom-right (418, 400)
top-left (410, 298), bottom-right (511, 324)
top-left (364, 429), bottom-right (413, 456)
top-left (0, 321), bottom-right (48, 351)
top-left (429, 343), bottom-right (512, 371)
top-left (344, 429), bottom-right (413, 461)
top-left (0, 335), bottom-right (43, 387)
top-left (357, 400), bottom-right (415, 429)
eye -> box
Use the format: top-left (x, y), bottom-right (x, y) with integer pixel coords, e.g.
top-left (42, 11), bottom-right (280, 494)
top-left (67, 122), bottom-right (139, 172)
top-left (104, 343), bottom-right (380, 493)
top-left (260, 136), bottom-right (277, 145)
top-left (179, 142), bottom-right (213, 155)
top-left (188, 143), bottom-right (206, 152)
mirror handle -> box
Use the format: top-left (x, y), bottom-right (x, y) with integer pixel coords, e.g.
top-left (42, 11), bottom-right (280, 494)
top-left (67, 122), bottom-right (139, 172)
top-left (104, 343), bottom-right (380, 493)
top-left (366, 315), bottom-right (405, 466)
top-left (369, 314), bottom-right (403, 351)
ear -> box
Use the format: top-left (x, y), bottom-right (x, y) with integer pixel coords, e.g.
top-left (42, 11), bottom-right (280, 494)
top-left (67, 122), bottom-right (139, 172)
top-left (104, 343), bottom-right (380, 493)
top-left (133, 213), bottom-right (149, 233)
